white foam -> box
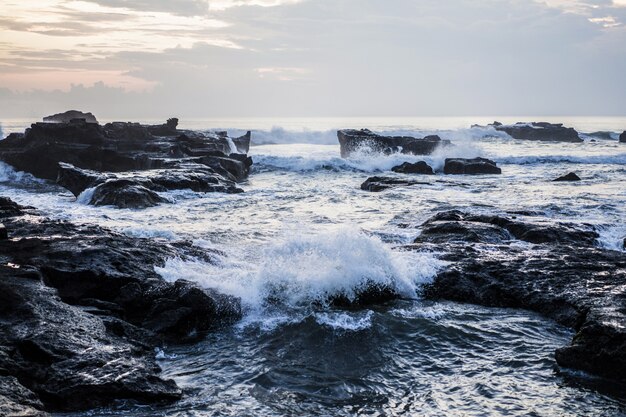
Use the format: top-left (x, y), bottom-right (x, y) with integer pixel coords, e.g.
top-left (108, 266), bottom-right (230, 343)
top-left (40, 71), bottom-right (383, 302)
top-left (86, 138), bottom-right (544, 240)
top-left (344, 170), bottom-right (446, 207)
top-left (496, 154), bottom-right (626, 165)
top-left (315, 310), bottom-right (374, 331)
top-left (76, 186), bottom-right (97, 204)
top-left (0, 161), bottom-right (42, 184)
top-left (155, 227), bottom-right (444, 315)
top-left (597, 225), bottom-right (626, 252)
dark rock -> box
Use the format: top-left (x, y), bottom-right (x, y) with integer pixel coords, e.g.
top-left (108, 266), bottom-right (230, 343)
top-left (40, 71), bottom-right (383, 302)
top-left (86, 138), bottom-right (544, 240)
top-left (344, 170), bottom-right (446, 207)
top-left (413, 210), bottom-right (626, 383)
top-left (338, 129), bottom-right (449, 158)
top-left (443, 158), bottom-right (501, 175)
top-left (554, 172), bottom-right (581, 182)
top-left (0, 197), bottom-right (242, 412)
top-left (43, 110), bottom-right (98, 124)
top-left (89, 179), bottom-right (168, 209)
top-left (0, 117), bottom-right (252, 181)
top-left (620, 131), bottom-right (626, 143)
top-left (361, 176), bottom-right (430, 192)
top-left (391, 161), bottom-right (435, 175)
top-left (0, 375), bottom-right (47, 417)
top-left (0, 223), bottom-right (7, 240)
top-left (488, 121), bottom-right (582, 143)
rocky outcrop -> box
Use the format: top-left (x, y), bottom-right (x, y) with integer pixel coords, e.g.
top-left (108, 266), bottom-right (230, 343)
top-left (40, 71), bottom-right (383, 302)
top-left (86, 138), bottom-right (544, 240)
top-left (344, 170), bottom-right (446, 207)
top-left (360, 176), bottom-right (429, 192)
top-left (554, 172), bottom-right (581, 182)
top-left (391, 161), bottom-right (434, 175)
top-left (0, 117), bottom-right (251, 180)
top-left (412, 210), bottom-right (626, 383)
top-left (43, 110), bottom-right (98, 124)
top-left (0, 197), bottom-right (242, 413)
top-left (338, 129), bottom-right (449, 158)
top-left (57, 163), bottom-right (244, 208)
top-left (443, 157), bottom-right (501, 175)
top-left (486, 121), bottom-right (582, 142)
top-left (620, 131), bottom-right (626, 143)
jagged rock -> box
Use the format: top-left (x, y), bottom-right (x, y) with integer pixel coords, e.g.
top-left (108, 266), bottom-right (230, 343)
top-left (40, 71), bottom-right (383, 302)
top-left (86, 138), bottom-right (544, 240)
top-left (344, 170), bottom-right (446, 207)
top-left (443, 158), bottom-right (501, 175)
top-left (620, 131), bottom-right (626, 143)
top-left (360, 176), bottom-right (429, 192)
top-left (488, 121), bottom-right (582, 142)
top-left (88, 180), bottom-right (168, 209)
top-left (338, 129), bottom-right (449, 158)
top-left (0, 376), bottom-right (47, 417)
top-left (413, 210), bottom-right (626, 383)
top-left (0, 223), bottom-right (7, 240)
top-left (0, 117), bottom-right (252, 180)
top-left (0, 197), bottom-right (242, 412)
top-left (554, 172), bottom-right (581, 182)
top-left (43, 110), bottom-right (98, 124)
top-left (391, 161), bottom-right (435, 175)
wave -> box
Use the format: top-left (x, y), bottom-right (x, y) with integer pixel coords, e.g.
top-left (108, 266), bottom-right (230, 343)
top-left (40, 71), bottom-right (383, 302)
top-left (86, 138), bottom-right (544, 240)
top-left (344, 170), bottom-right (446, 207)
top-left (496, 154), bottom-right (626, 165)
top-left (597, 224), bottom-right (626, 252)
top-left (155, 228), bottom-right (443, 317)
top-left (0, 161), bottom-right (43, 185)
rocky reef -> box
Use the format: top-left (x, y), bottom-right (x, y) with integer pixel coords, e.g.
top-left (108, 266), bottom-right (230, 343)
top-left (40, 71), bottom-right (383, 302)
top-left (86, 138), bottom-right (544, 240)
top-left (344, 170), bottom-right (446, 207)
top-left (337, 129), bottom-right (449, 158)
top-left (412, 210), bottom-right (626, 384)
top-left (0, 197), bottom-right (241, 414)
top-left (443, 157), bottom-right (501, 175)
top-left (391, 161), bottom-right (435, 175)
top-left (484, 121), bottom-right (583, 142)
top-left (360, 176), bottom-right (430, 192)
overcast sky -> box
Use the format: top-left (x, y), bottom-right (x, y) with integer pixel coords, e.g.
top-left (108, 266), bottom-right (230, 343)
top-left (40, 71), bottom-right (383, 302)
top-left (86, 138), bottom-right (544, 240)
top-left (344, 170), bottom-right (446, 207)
top-left (1, 0), bottom-right (625, 118)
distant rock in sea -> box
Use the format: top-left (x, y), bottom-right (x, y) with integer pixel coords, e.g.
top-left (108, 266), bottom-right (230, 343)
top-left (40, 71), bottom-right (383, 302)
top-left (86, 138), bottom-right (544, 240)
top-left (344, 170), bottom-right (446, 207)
top-left (620, 131), bottom-right (626, 143)
top-left (337, 129), bottom-right (449, 158)
top-left (391, 161), bottom-right (435, 175)
top-left (43, 110), bottom-right (98, 124)
top-left (554, 172), bottom-right (581, 182)
top-left (443, 157), bottom-right (502, 175)
top-left (482, 121), bottom-right (583, 143)
top-left (360, 176), bottom-right (429, 192)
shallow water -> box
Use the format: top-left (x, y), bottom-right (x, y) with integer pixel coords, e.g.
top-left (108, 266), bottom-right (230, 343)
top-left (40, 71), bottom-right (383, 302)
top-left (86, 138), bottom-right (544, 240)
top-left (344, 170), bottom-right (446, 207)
top-left (1, 117), bottom-right (625, 416)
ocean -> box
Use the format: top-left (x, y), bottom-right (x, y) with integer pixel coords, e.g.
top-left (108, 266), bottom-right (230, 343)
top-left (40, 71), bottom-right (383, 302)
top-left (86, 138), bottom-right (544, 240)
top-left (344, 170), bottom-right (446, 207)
top-left (1, 116), bottom-right (625, 416)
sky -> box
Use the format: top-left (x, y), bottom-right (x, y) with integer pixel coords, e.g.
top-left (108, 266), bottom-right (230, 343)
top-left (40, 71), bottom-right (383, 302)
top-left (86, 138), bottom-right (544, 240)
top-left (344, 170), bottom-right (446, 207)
top-left (0, 0), bottom-right (625, 118)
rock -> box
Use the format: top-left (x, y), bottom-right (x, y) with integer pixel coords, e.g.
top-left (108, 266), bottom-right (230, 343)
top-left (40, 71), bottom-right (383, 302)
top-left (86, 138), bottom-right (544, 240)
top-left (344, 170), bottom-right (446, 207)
top-left (0, 116), bottom-right (252, 181)
top-left (488, 121), bottom-right (582, 142)
top-left (0, 223), bottom-right (7, 240)
top-left (620, 131), bottom-right (626, 143)
top-left (0, 376), bottom-right (47, 417)
top-left (88, 179), bottom-right (168, 209)
top-left (391, 161), bottom-right (435, 175)
top-left (443, 158), bottom-right (501, 175)
top-left (413, 210), bottom-right (626, 383)
top-left (0, 197), bottom-right (242, 412)
top-left (337, 129), bottom-right (449, 158)
top-left (360, 176), bottom-right (429, 192)
top-left (43, 110), bottom-right (98, 124)
top-left (554, 172), bottom-right (581, 182)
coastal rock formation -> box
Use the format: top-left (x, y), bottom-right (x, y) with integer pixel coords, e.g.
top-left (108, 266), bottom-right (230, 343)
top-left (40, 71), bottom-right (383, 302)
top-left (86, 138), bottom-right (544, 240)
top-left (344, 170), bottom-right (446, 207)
top-left (337, 129), bottom-right (449, 158)
top-left (0, 117), bottom-right (251, 180)
top-left (43, 110), bottom-right (98, 124)
top-left (57, 163), bottom-right (244, 208)
top-left (485, 121), bottom-right (583, 142)
top-left (413, 210), bottom-right (626, 383)
top-left (443, 157), bottom-right (501, 175)
top-left (360, 176), bottom-right (429, 192)
top-left (620, 131), bottom-right (626, 143)
top-left (391, 161), bottom-right (435, 175)
top-left (554, 172), bottom-right (581, 182)
top-left (0, 196), bottom-right (242, 413)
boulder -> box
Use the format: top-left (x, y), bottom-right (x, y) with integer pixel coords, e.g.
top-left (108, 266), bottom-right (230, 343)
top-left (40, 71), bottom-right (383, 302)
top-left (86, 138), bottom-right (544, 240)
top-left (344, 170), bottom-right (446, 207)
top-left (620, 131), bottom-right (626, 143)
top-left (413, 210), bottom-right (626, 383)
top-left (488, 121), bottom-right (582, 142)
top-left (443, 157), bottom-right (501, 175)
top-left (338, 129), bottom-right (449, 158)
top-left (360, 176), bottom-right (429, 192)
top-left (88, 179), bottom-right (168, 209)
top-left (554, 172), bottom-right (581, 182)
top-left (43, 110), bottom-right (98, 124)
top-left (391, 161), bottom-right (435, 175)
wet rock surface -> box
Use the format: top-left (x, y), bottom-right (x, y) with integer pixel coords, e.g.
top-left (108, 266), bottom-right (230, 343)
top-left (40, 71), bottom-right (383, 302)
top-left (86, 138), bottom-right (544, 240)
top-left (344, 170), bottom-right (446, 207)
top-left (338, 129), bottom-right (449, 158)
top-left (412, 210), bottom-right (626, 383)
top-left (620, 131), bottom-right (626, 143)
top-left (360, 176), bottom-right (430, 192)
top-left (443, 157), bottom-right (502, 175)
top-left (486, 121), bottom-right (583, 142)
top-left (391, 161), bottom-right (435, 175)
top-left (554, 172), bottom-right (581, 182)
top-left (0, 197), bottom-right (242, 413)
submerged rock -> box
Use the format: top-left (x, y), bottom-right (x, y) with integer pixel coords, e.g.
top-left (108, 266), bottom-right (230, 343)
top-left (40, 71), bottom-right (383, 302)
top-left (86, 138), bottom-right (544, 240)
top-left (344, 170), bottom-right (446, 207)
top-left (413, 210), bottom-right (626, 384)
top-left (43, 110), bottom-right (98, 124)
top-left (361, 176), bottom-right (429, 192)
top-left (0, 196), bottom-right (242, 413)
top-left (487, 121), bottom-right (583, 142)
top-left (337, 129), bottom-right (449, 158)
top-left (554, 172), bottom-right (581, 182)
top-left (391, 161), bottom-right (435, 175)
top-left (443, 158), bottom-right (501, 175)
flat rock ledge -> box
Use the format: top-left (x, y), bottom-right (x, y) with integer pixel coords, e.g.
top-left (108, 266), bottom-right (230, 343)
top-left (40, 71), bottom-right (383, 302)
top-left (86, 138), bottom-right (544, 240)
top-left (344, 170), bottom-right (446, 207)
top-left (338, 129), bottom-right (450, 158)
top-left (0, 197), bottom-right (241, 414)
top-left (410, 210), bottom-right (626, 385)
top-left (482, 121), bottom-right (583, 142)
